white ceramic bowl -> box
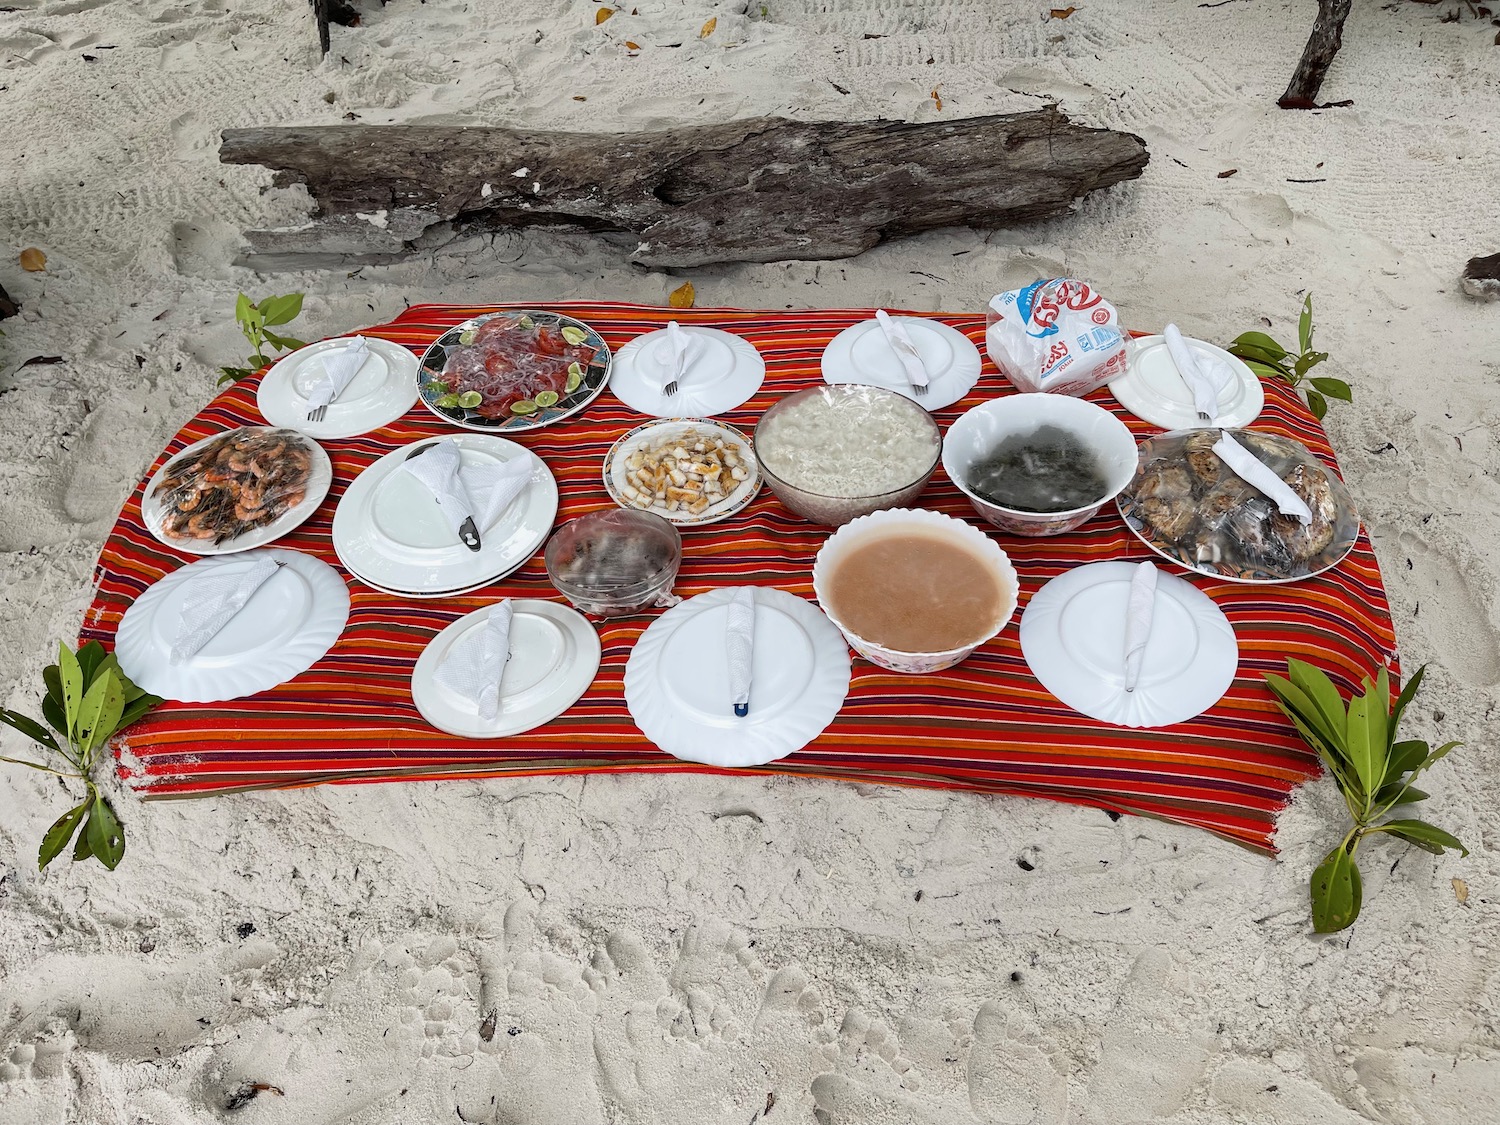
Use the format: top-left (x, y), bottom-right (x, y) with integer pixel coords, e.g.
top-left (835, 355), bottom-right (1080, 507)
top-left (942, 394), bottom-right (1138, 536)
top-left (811, 508), bottom-right (1019, 674)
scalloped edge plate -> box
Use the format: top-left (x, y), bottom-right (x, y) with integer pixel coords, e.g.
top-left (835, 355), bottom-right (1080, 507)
top-left (624, 586), bottom-right (850, 767)
top-left (115, 548), bottom-right (350, 703)
top-left (610, 326), bottom-right (766, 418)
top-left (821, 316), bottom-right (983, 410)
top-left (1020, 561), bottom-right (1238, 728)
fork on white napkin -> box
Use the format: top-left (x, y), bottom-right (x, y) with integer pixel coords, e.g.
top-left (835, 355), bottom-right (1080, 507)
top-left (1121, 561), bottom-right (1159, 693)
top-left (400, 439), bottom-right (532, 542)
top-left (171, 555), bottom-right (284, 664)
top-left (305, 337), bottom-right (371, 412)
top-left (661, 321), bottom-right (693, 396)
top-left (874, 310), bottom-right (930, 394)
top-left (1163, 324), bottom-right (1235, 424)
top-left (726, 587), bottom-right (755, 717)
top-left (1211, 431), bottom-right (1313, 524)
top-left (435, 600), bottom-right (513, 721)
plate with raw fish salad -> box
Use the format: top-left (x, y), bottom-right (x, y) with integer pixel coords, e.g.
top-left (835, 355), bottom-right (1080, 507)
top-left (417, 310), bottom-right (612, 433)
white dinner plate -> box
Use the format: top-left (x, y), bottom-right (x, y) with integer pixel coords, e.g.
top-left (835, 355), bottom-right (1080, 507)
top-left (610, 326), bottom-right (766, 418)
top-left (1109, 334), bottom-right (1265, 430)
top-left (1019, 561), bottom-right (1238, 728)
top-left (412, 599), bottom-right (602, 739)
top-left (821, 316), bottom-right (984, 410)
top-left (115, 548), bottom-right (350, 703)
top-left (331, 435), bottom-right (558, 595)
top-left (602, 419), bottom-right (761, 526)
top-left (624, 587), bottom-right (851, 767)
top-left (336, 561), bottom-right (517, 600)
top-left (257, 337), bottom-right (421, 439)
top-left (142, 427), bottom-right (332, 556)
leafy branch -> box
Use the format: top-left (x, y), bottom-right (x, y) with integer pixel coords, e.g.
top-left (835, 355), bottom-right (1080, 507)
top-left (218, 291), bottom-right (306, 385)
top-left (1229, 294), bottom-right (1351, 421)
top-left (0, 641), bottom-right (162, 871)
top-left (1266, 659), bottom-right (1466, 933)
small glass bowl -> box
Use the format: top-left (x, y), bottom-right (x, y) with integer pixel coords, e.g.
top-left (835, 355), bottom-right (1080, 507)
top-left (544, 509), bottom-right (682, 617)
top-left (752, 384), bottom-right (942, 527)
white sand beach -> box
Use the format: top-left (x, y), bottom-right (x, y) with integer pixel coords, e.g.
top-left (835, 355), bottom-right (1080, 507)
top-left (2, 0), bottom-right (1498, 1121)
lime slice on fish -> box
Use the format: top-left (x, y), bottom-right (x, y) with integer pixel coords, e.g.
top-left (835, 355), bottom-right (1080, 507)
top-left (457, 329), bottom-right (476, 345)
top-left (457, 391), bottom-right (483, 409)
top-left (560, 326), bottom-right (588, 345)
top-left (566, 362), bottom-right (583, 392)
top-left (518, 315), bottom-right (536, 330)
top-left (510, 400), bottom-right (539, 416)
top-left (534, 390), bottom-right (560, 408)
top-left (434, 393), bottom-right (461, 409)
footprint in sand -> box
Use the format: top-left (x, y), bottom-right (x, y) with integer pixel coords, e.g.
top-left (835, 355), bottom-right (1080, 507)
top-left (1083, 946), bottom-right (1217, 1124)
top-left (1398, 533), bottom-right (1500, 686)
top-left (810, 1001), bottom-right (1068, 1125)
top-left (449, 903), bottom-right (605, 1125)
top-left (587, 920), bottom-right (829, 1122)
top-left (968, 1001), bottom-right (1069, 1125)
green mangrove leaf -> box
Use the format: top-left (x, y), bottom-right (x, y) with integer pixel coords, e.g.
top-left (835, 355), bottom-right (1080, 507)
top-left (1311, 843), bottom-right (1363, 933)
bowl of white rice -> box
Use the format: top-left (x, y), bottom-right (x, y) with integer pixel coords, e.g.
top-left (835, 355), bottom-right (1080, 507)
top-left (752, 385), bottom-right (942, 526)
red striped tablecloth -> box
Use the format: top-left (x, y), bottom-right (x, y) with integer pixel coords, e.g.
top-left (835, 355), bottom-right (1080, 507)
top-left (82, 303), bottom-right (1398, 854)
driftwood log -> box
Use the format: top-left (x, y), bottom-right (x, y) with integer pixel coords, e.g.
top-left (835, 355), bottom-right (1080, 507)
top-left (1463, 253), bottom-right (1500, 301)
top-left (1280, 0), bottom-right (1354, 109)
top-left (219, 108), bottom-right (1149, 269)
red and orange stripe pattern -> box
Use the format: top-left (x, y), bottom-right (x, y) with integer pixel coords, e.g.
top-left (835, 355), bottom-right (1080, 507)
top-left (82, 303), bottom-right (1398, 854)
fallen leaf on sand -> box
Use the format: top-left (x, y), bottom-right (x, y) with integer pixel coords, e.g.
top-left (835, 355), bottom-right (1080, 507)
top-left (1218, 169), bottom-right (1238, 179)
top-left (669, 281), bottom-right (695, 308)
top-left (1454, 877), bottom-right (1469, 904)
top-left (20, 247), bottom-right (46, 271)
top-left (625, 40), bottom-right (641, 50)
top-left (1050, 6), bottom-right (1077, 18)
top-left (701, 17), bottom-right (717, 37)
top-left (596, 7), bottom-right (614, 24)
top-left (931, 87), bottom-right (943, 111)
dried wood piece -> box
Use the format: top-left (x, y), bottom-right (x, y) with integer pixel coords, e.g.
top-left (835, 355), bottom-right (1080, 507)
top-left (1279, 0), bottom-right (1355, 109)
top-left (1463, 253), bottom-right (1500, 301)
top-left (220, 109), bottom-right (1149, 269)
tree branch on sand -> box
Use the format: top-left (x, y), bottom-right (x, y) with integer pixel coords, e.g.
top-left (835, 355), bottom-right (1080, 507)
top-left (1279, 0), bottom-right (1355, 109)
top-left (219, 108), bottom-right (1150, 269)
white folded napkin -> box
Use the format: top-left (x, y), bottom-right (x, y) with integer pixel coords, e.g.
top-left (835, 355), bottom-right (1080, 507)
top-left (400, 439), bottom-right (532, 539)
top-left (875, 310), bottom-right (930, 392)
top-left (171, 556), bottom-right (283, 664)
top-left (1122, 560), bottom-right (1159, 693)
top-left (1211, 431), bottom-right (1313, 524)
top-left (1163, 325), bottom-right (1235, 423)
top-left (726, 587), bottom-right (755, 717)
top-left (305, 337), bottom-right (371, 411)
top-left (663, 321), bottom-right (692, 392)
top-left (435, 600), bottom-right (513, 721)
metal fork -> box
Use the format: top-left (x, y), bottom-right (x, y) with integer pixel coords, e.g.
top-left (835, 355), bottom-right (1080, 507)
top-left (306, 403), bottom-right (329, 423)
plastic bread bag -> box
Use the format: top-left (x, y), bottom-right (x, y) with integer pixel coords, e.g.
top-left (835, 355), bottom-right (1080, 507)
top-left (985, 278), bottom-right (1128, 396)
top-left (145, 427), bottom-right (317, 546)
